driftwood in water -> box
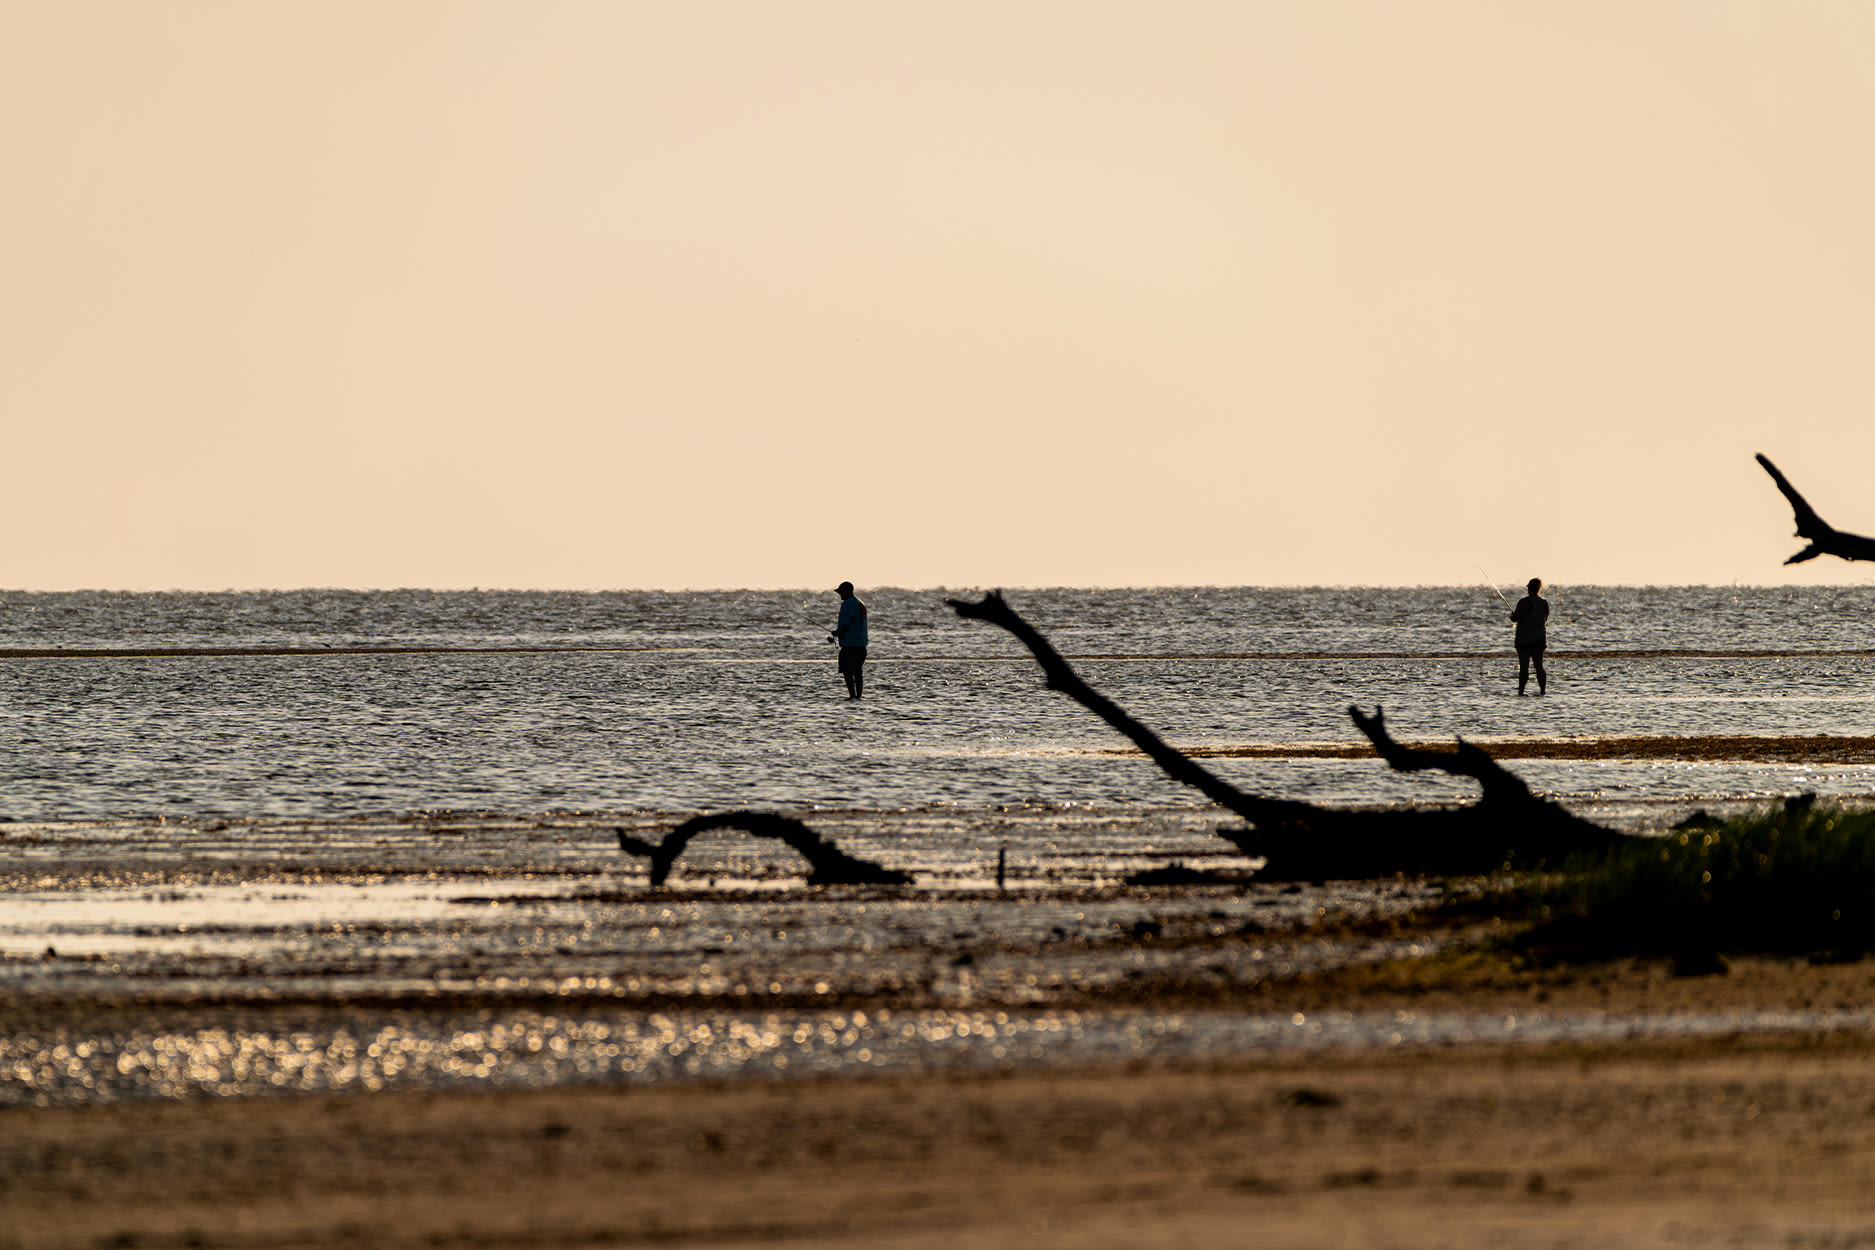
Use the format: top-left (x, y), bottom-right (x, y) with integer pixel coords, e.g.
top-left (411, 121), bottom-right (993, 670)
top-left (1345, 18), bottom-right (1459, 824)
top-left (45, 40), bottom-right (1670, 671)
top-left (1348, 705), bottom-right (1530, 808)
top-left (947, 591), bottom-right (1627, 880)
top-left (944, 588), bottom-right (1322, 836)
top-left (1757, 453), bottom-right (1875, 565)
top-left (617, 811), bottom-right (914, 887)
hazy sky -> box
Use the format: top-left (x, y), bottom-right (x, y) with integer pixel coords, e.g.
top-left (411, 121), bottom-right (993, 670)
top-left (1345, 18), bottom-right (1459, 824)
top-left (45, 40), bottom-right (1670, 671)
top-left (7, 2), bottom-right (1875, 590)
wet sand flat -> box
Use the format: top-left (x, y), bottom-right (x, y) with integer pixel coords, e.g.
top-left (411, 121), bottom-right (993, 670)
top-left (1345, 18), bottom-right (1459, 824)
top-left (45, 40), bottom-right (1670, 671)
top-left (10, 805), bottom-right (1875, 1247)
top-left (8, 957), bottom-right (1875, 1249)
top-left (9, 1003), bottom-right (1875, 1249)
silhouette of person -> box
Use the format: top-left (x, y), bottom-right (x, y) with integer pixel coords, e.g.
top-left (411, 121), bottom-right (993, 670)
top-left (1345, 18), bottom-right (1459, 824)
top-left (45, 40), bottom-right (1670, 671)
top-left (831, 581), bottom-right (869, 699)
top-left (1509, 577), bottom-right (1549, 695)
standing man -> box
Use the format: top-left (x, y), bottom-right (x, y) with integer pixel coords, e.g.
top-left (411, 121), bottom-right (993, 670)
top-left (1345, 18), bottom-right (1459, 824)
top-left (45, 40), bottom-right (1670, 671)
top-left (1509, 577), bottom-right (1549, 696)
top-left (831, 581), bottom-right (869, 699)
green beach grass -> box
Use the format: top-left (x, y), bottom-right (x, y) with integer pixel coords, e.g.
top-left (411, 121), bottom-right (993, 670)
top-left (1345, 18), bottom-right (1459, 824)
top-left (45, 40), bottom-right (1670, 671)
top-left (1517, 800), bottom-right (1875, 964)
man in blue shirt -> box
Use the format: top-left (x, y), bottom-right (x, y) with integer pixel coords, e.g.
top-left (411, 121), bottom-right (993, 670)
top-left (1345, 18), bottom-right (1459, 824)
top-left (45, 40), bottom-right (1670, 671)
top-left (831, 581), bottom-right (869, 699)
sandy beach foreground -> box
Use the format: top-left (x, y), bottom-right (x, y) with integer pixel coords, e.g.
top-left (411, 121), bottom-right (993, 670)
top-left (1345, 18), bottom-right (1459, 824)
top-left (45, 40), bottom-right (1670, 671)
top-left (10, 801), bottom-right (1875, 1247)
top-left (10, 957), bottom-right (1875, 1250)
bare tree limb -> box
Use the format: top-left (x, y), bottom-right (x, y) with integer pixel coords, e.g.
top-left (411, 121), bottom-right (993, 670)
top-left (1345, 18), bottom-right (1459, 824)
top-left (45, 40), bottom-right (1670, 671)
top-left (950, 590), bottom-right (1626, 879)
top-left (1758, 453), bottom-right (1875, 564)
top-left (1349, 705), bottom-right (1531, 806)
top-left (618, 811), bottom-right (914, 887)
top-left (946, 591), bottom-right (1320, 839)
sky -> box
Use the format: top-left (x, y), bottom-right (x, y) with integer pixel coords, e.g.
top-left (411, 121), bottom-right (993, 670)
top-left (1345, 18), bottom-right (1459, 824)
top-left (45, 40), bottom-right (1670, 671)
top-left (6, 2), bottom-right (1875, 591)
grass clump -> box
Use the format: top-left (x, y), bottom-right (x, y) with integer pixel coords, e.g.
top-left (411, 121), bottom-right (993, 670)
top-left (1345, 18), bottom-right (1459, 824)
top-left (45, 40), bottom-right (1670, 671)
top-left (1521, 800), bottom-right (1875, 962)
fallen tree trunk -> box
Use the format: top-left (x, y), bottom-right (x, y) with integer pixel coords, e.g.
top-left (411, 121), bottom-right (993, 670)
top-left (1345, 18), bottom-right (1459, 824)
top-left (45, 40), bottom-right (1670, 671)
top-left (948, 591), bottom-right (1628, 880)
top-left (1757, 453), bottom-right (1875, 565)
top-left (617, 811), bottom-right (914, 887)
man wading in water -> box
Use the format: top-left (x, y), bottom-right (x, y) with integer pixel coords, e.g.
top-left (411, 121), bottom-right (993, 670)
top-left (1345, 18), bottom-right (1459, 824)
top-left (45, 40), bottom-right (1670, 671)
top-left (831, 581), bottom-right (869, 699)
top-left (1509, 577), bottom-right (1549, 696)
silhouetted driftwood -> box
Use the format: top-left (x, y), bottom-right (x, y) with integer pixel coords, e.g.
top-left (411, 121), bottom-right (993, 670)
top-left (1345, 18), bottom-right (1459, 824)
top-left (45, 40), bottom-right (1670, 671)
top-left (1349, 705), bottom-right (1531, 808)
top-left (946, 589), bottom-right (1323, 838)
top-left (948, 591), bottom-right (1626, 879)
top-left (617, 811), bottom-right (914, 887)
top-left (1758, 453), bottom-right (1875, 565)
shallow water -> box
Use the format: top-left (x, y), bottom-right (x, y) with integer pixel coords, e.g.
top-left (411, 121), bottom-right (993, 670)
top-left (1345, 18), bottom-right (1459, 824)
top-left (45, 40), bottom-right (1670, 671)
top-left (12, 650), bottom-right (1875, 819)
top-left (0, 804), bottom-right (1443, 1105)
top-left (7, 586), bottom-right (1875, 1105)
top-left (11, 1002), bottom-right (1874, 1108)
top-left (7, 586), bottom-right (1875, 821)
top-left (2, 803), bottom-right (1868, 1107)
top-left (8, 584), bottom-right (1875, 655)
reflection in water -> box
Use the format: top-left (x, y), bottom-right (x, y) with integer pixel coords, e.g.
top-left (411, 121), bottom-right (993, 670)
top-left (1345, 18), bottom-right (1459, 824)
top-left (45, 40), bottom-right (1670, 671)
top-left (7, 586), bottom-right (1875, 820)
top-left (7, 587), bottom-right (1875, 1105)
top-left (4, 805), bottom-right (1872, 1107)
top-left (11, 1004), bottom-right (1875, 1108)
top-left (8, 649), bottom-right (1875, 820)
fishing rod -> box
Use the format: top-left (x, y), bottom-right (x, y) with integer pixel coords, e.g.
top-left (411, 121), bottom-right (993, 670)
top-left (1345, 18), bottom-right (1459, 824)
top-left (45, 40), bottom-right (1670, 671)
top-left (1476, 565), bottom-right (1511, 608)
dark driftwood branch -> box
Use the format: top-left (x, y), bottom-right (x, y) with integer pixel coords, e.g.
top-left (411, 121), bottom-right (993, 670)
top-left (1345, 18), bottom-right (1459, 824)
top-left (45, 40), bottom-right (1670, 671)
top-left (945, 591), bottom-right (1320, 838)
top-left (1758, 453), bottom-right (1875, 565)
top-left (1349, 705), bottom-right (1531, 807)
top-left (618, 811), bottom-right (914, 887)
top-left (950, 590), bottom-right (1626, 879)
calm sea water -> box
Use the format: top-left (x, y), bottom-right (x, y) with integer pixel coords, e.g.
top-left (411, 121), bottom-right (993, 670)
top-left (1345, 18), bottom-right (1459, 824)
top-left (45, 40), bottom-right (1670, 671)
top-left (9, 585), bottom-right (1875, 1106)
top-left (6, 585), bottom-right (1875, 826)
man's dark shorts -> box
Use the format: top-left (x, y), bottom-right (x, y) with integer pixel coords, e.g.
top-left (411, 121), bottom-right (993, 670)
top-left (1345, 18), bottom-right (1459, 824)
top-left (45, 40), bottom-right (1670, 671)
top-left (838, 645), bottom-right (867, 674)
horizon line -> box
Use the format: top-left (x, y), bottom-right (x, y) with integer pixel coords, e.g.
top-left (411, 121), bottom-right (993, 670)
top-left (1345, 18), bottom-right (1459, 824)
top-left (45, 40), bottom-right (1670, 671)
top-left (6, 579), bottom-right (1874, 595)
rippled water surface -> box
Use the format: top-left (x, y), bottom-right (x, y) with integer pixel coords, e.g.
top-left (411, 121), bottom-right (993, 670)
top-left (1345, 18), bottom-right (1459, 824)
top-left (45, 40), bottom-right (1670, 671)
top-left (7, 586), bottom-right (1875, 820)
top-left (7, 586), bottom-right (1875, 1106)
